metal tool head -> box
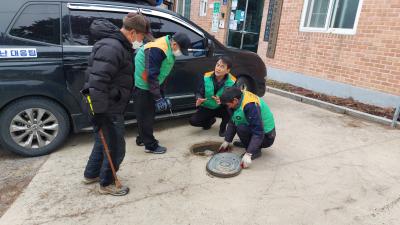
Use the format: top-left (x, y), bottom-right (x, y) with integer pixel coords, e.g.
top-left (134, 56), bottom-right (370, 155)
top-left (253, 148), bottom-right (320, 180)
top-left (206, 153), bottom-right (242, 178)
top-left (80, 88), bottom-right (90, 96)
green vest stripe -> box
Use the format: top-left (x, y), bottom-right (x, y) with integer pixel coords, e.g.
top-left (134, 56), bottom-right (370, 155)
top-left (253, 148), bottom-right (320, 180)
top-left (202, 73), bottom-right (235, 109)
top-left (135, 35), bottom-right (175, 90)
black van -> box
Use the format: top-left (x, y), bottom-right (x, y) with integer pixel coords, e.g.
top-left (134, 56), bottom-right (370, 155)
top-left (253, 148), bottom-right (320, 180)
top-left (0, 0), bottom-right (267, 157)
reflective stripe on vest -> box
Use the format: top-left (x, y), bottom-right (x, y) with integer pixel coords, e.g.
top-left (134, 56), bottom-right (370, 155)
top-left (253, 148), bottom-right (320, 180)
top-left (201, 72), bottom-right (236, 109)
top-left (231, 91), bottom-right (275, 133)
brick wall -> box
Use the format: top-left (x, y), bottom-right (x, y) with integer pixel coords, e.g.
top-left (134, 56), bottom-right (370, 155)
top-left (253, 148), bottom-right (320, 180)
top-left (175, 0), bottom-right (230, 44)
top-left (257, 0), bottom-right (400, 96)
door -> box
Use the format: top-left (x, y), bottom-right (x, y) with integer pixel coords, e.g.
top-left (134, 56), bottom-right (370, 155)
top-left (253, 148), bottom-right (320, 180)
top-left (227, 0), bottom-right (265, 52)
top-left (62, 5), bottom-right (138, 116)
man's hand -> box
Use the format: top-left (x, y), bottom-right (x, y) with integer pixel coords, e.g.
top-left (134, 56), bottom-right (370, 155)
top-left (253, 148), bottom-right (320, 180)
top-left (212, 95), bottom-right (221, 105)
top-left (160, 89), bottom-right (166, 99)
top-left (218, 141), bottom-right (230, 153)
top-left (155, 98), bottom-right (167, 111)
top-left (196, 98), bottom-right (207, 107)
top-left (91, 113), bottom-right (106, 133)
top-left (242, 153), bottom-right (252, 168)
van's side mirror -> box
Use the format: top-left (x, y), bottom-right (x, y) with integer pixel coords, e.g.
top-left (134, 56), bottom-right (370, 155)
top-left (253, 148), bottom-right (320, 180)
top-left (205, 39), bottom-right (215, 58)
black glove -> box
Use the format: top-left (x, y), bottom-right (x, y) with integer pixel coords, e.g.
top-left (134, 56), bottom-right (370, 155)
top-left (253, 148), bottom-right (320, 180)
top-left (160, 89), bottom-right (166, 99)
top-left (91, 113), bottom-right (106, 133)
top-left (155, 98), bottom-right (167, 111)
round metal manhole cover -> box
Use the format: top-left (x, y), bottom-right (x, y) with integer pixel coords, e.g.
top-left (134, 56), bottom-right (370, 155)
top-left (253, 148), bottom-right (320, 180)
top-left (206, 153), bottom-right (242, 178)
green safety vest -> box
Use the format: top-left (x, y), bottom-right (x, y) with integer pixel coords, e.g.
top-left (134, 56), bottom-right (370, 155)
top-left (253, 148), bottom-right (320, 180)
top-left (232, 91), bottom-right (275, 133)
top-left (202, 72), bottom-right (236, 109)
top-left (135, 35), bottom-right (175, 90)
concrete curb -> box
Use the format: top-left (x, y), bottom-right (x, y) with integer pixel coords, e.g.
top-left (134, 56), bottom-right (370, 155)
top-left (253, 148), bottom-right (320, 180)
top-left (266, 87), bottom-right (400, 129)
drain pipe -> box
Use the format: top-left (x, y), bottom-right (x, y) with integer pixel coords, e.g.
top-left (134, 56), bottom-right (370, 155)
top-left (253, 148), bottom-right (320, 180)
top-left (391, 99), bottom-right (400, 127)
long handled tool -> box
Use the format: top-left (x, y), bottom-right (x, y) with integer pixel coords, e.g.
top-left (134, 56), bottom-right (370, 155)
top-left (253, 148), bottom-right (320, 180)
top-left (80, 89), bottom-right (121, 188)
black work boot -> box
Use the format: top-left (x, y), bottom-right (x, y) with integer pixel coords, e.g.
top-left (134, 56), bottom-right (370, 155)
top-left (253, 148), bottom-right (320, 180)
top-left (202, 118), bottom-right (216, 130)
top-left (241, 148), bottom-right (262, 160)
top-left (233, 141), bottom-right (245, 148)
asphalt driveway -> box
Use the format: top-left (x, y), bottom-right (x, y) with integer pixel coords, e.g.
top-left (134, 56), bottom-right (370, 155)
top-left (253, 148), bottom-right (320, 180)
top-left (1, 92), bottom-right (399, 224)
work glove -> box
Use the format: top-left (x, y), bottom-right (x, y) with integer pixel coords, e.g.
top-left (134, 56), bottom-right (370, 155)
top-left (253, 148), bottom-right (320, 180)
top-left (241, 153), bottom-right (252, 168)
top-left (218, 141), bottom-right (230, 153)
top-left (91, 113), bottom-right (106, 133)
top-left (155, 98), bottom-right (167, 111)
top-left (160, 89), bottom-right (166, 99)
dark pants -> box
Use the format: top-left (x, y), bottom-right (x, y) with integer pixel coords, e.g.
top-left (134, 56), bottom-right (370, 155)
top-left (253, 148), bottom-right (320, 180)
top-left (189, 106), bottom-right (230, 132)
top-left (237, 123), bottom-right (275, 151)
top-left (131, 87), bottom-right (159, 151)
top-left (84, 115), bottom-right (126, 187)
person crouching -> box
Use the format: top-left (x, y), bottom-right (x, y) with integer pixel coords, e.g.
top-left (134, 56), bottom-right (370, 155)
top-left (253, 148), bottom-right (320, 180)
top-left (219, 87), bottom-right (276, 168)
top-left (189, 56), bottom-right (236, 137)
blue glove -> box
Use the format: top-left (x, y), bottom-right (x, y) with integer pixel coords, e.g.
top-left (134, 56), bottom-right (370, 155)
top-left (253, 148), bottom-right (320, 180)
top-left (155, 98), bottom-right (167, 111)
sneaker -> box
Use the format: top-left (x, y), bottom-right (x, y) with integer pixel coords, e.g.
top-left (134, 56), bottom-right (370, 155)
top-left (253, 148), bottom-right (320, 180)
top-left (136, 138), bottom-right (159, 146)
top-left (82, 176), bottom-right (99, 184)
top-left (219, 130), bottom-right (225, 137)
top-left (202, 118), bottom-right (216, 130)
top-left (145, 145), bottom-right (167, 154)
top-left (99, 183), bottom-right (129, 196)
top-left (241, 148), bottom-right (262, 160)
top-left (233, 141), bottom-right (245, 148)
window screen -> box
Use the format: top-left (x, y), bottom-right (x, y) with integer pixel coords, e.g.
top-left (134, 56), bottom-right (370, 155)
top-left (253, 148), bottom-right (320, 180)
top-left (303, 0), bottom-right (330, 28)
top-left (9, 4), bottom-right (60, 45)
top-left (330, 0), bottom-right (360, 29)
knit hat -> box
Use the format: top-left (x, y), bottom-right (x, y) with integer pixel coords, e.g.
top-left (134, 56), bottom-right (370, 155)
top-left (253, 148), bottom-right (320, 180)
top-left (123, 12), bottom-right (155, 41)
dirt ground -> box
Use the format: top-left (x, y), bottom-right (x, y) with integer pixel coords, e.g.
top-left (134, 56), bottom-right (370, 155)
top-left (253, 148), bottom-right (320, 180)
top-left (1, 92), bottom-right (400, 224)
top-left (267, 80), bottom-right (400, 122)
top-left (0, 145), bottom-right (48, 217)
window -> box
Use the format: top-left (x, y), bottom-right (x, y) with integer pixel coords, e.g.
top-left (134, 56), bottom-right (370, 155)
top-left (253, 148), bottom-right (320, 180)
top-left (177, 0), bottom-right (191, 20)
top-left (69, 10), bottom-right (204, 49)
top-left (145, 15), bottom-right (205, 49)
top-left (9, 4), bottom-right (60, 45)
top-left (69, 10), bottom-right (126, 45)
top-left (200, 0), bottom-right (208, 16)
top-left (300, 0), bottom-right (364, 35)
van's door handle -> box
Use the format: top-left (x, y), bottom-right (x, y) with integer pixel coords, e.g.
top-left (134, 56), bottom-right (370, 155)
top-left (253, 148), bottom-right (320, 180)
top-left (72, 64), bottom-right (88, 71)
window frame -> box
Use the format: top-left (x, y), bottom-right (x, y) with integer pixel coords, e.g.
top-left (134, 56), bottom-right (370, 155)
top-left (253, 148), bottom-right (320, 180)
top-left (176, 0), bottom-right (191, 19)
top-left (65, 4), bottom-right (207, 50)
top-left (6, 2), bottom-right (62, 46)
top-left (200, 0), bottom-right (207, 16)
top-left (299, 0), bottom-right (364, 35)
top-left (144, 14), bottom-right (206, 50)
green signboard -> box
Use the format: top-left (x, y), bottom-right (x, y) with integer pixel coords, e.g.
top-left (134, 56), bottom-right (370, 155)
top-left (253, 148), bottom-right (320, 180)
top-left (212, 2), bottom-right (220, 32)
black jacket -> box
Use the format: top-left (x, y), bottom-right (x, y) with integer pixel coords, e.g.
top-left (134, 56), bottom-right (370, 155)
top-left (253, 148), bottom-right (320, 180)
top-left (81, 19), bottom-right (134, 116)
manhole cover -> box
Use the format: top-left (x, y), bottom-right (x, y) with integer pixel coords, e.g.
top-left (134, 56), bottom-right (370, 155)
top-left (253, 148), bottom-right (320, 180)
top-left (206, 153), bottom-right (242, 178)
top-left (190, 141), bottom-right (232, 156)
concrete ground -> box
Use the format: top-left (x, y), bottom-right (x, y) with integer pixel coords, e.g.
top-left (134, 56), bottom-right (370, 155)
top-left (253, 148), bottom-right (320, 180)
top-left (1, 92), bottom-right (400, 225)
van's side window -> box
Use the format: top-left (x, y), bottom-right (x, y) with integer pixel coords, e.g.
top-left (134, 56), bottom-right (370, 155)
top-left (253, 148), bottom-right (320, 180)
top-left (146, 16), bottom-right (205, 49)
top-left (69, 10), bottom-right (126, 46)
top-left (9, 4), bottom-right (60, 45)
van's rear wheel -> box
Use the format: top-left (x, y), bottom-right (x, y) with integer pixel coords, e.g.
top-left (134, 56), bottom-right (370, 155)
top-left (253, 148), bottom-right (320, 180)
top-left (236, 76), bottom-right (251, 92)
top-left (0, 97), bottom-right (69, 157)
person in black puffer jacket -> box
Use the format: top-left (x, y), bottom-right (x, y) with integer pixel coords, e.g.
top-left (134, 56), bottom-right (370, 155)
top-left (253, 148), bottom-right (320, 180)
top-left (81, 13), bottom-right (155, 196)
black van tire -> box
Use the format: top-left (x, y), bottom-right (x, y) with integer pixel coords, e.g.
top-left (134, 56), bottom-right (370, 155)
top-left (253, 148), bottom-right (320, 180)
top-left (236, 76), bottom-right (251, 92)
top-left (0, 97), bottom-right (70, 157)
